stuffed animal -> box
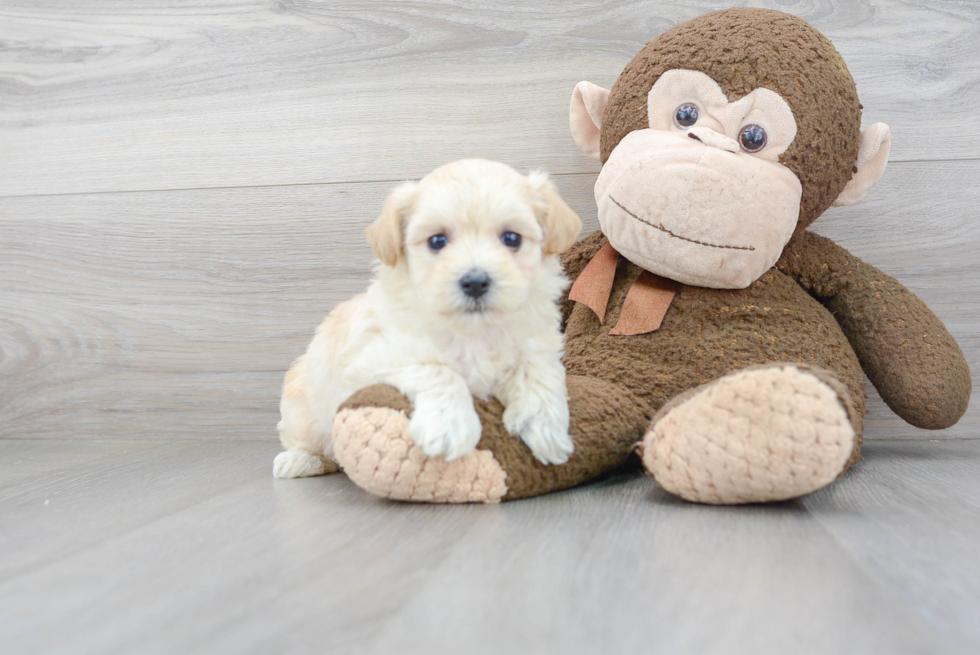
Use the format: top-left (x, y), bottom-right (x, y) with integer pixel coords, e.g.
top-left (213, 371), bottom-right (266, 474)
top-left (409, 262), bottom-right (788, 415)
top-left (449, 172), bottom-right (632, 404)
top-left (327, 7), bottom-right (971, 504)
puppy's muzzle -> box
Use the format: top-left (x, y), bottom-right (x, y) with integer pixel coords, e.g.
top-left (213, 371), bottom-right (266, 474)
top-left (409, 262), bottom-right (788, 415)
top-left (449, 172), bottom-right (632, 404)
top-left (459, 269), bottom-right (492, 300)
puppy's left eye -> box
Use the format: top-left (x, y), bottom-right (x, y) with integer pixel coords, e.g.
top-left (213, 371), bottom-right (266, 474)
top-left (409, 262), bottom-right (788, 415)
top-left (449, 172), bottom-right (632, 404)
top-left (501, 232), bottom-right (522, 249)
top-left (427, 234), bottom-right (448, 251)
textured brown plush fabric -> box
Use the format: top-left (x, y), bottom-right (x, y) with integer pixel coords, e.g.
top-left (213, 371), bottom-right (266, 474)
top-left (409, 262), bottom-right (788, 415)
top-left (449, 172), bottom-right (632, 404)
top-left (600, 8), bottom-right (862, 232)
top-left (559, 232), bottom-right (868, 429)
top-left (339, 377), bottom-right (649, 500)
top-left (778, 231), bottom-right (972, 428)
top-left (340, 384), bottom-right (414, 416)
top-left (477, 375), bottom-right (649, 500)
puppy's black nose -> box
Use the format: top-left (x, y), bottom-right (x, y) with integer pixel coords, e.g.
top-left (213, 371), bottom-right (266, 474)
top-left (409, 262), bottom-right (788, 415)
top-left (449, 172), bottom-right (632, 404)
top-left (459, 270), bottom-right (491, 299)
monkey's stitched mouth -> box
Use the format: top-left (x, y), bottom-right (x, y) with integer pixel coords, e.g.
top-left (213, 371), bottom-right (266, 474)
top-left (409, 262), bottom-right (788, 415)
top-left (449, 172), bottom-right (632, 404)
top-left (609, 196), bottom-right (756, 252)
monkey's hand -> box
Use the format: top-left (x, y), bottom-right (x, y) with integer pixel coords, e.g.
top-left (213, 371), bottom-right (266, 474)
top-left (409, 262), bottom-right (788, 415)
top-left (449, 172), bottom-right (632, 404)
top-left (778, 230), bottom-right (971, 429)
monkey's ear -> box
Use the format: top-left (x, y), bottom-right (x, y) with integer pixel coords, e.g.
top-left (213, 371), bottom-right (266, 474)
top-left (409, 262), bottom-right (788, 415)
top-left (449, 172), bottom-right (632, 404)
top-left (529, 173), bottom-right (583, 255)
top-left (833, 123), bottom-right (891, 207)
top-left (366, 181), bottom-right (418, 266)
top-left (570, 81), bottom-right (611, 161)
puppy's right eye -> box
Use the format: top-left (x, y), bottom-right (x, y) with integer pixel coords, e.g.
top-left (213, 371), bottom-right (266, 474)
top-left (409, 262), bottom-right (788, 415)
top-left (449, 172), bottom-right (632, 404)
top-left (427, 234), bottom-right (448, 251)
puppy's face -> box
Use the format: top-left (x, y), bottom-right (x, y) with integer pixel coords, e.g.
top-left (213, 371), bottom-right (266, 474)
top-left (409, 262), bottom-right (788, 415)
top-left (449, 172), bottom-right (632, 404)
top-left (367, 159), bottom-right (582, 321)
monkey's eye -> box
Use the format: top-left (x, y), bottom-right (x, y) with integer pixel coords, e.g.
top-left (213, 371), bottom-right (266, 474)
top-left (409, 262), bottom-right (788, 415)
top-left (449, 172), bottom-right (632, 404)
top-left (738, 124), bottom-right (768, 153)
top-left (501, 231), bottom-right (522, 249)
top-left (427, 234), bottom-right (448, 251)
top-left (674, 103), bottom-right (700, 128)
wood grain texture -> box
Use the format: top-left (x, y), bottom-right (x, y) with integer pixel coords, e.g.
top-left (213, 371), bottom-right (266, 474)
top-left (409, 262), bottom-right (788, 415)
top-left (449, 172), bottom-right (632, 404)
top-left (1, 160), bottom-right (977, 441)
top-left (0, 439), bottom-right (976, 654)
top-left (803, 439), bottom-right (980, 648)
top-left (2, 0), bottom-right (979, 196)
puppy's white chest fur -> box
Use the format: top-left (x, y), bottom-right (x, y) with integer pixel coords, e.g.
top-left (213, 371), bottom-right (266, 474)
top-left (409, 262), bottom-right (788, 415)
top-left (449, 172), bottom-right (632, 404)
top-left (432, 328), bottom-right (517, 400)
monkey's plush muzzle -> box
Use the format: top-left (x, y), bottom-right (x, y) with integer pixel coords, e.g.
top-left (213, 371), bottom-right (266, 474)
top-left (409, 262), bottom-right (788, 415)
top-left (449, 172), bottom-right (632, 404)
top-left (595, 129), bottom-right (802, 289)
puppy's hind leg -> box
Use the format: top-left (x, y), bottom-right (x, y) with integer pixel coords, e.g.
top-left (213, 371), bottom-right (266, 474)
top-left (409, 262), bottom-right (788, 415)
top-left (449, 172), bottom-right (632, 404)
top-left (274, 361), bottom-right (340, 479)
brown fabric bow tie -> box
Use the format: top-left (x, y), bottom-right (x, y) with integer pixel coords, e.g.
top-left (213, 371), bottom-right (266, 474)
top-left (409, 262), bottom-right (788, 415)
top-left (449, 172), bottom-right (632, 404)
top-left (568, 242), bottom-right (681, 336)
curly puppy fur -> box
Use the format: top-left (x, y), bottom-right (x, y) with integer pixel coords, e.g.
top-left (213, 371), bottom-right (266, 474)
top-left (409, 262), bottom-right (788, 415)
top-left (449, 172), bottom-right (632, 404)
top-left (274, 159), bottom-right (583, 478)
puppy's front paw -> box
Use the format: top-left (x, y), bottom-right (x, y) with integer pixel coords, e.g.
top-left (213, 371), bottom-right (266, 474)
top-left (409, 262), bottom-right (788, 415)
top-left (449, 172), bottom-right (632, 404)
top-left (409, 398), bottom-right (482, 461)
top-left (521, 417), bottom-right (575, 465)
top-left (504, 402), bottom-right (574, 465)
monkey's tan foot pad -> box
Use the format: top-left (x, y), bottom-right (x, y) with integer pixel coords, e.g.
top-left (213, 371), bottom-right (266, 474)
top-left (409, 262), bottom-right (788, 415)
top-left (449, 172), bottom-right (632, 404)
top-left (641, 365), bottom-right (855, 504)
top-left (333, 406), bottom-right (508, 504)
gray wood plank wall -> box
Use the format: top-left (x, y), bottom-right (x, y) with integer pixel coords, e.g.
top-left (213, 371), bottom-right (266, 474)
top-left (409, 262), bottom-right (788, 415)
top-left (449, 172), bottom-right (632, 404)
top-left (1, 1), bottom-right (977, 441)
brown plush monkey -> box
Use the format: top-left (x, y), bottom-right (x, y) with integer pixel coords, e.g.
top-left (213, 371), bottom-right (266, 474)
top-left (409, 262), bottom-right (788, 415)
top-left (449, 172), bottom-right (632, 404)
top-left (326, 8), bottom-right (971, 504)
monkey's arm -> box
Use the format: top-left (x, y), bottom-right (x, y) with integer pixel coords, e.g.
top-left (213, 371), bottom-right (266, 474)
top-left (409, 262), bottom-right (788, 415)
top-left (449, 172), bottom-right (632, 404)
top-left (777, 230), bottom-right (971, 429)
top-left (558, 229), bottom-right (608, 327)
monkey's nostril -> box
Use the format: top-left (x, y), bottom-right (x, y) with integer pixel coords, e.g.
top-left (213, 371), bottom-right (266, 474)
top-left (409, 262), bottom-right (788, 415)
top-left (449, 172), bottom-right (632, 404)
top-left (687, 129), bottom-right (739, 154)
top-left (459, 270), bottom-right (491, 299)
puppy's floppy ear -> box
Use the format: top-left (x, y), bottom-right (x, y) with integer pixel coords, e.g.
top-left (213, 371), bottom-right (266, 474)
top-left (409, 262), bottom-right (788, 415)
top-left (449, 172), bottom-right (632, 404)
top-left (528, 172), bottom-right (582, 256)
top-left (366, 181), bottom-right (418, 266)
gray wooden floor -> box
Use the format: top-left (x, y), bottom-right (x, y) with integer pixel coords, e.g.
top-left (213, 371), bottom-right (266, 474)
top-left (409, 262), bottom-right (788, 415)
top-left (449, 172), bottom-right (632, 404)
top-left (1, 438), bottom-right (978, 654)
top-left (2, 1), bottom-right (979, 653)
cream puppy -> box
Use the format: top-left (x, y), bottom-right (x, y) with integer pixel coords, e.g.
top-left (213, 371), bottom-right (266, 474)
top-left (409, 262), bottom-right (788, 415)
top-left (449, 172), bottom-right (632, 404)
top-left (273, 159), bottom-right (582, 479)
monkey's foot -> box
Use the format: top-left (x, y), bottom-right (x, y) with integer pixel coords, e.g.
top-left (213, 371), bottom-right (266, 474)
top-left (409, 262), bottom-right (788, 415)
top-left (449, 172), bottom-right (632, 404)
top-left (641, 364), bottom-right (857, 504)
top-left (332, 390), bottom-right (508, 504)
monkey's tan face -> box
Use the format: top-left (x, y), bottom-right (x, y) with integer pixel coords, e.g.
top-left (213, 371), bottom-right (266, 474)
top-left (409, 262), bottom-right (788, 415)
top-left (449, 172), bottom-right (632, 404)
top-left (593, 70), bottom-right (804, 289)
top-left (595, 129), bottom-right (802, 289)
top-left (570, 14), bottom-right (892, 289)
